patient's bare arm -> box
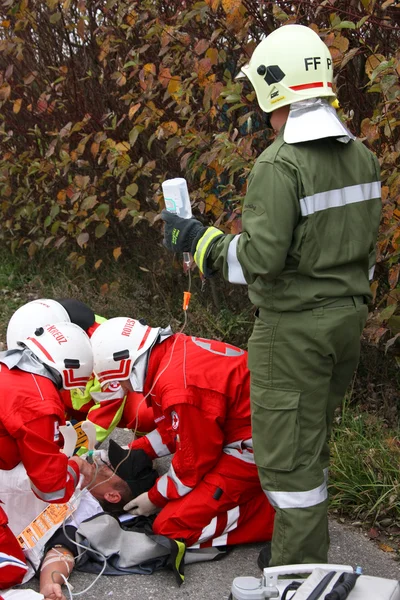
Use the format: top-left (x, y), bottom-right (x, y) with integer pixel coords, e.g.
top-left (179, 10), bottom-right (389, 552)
top-left (39, 545), bottom-right (75, 600)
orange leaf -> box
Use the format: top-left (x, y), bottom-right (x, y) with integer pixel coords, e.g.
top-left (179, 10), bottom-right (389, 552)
top-left (388, 264), bottom-right (400, 289)
top-left (13, 98), bottom-right (22, 114)
top-left (205, 0), bottom-right (220, 11)
top-left (206, 47), bottom-right (219, 66)
top-left (381, 186), bottom-right (389, 202)
top-left (0, 83), bottom-right (11, 101)
top-left (378, 543), bottom-right (395, 553)
top-left (94, 259), bottom-right (102, 270)
top-left (168, 75), bottom-right (181, 99)
top-left (205, 194), bottom-right (224, 216)
top-left (90, 142), bottom-right (99, 158)
top-left (222, 0), bottom-right (241, 12)
top-left (158, 121), bottom-right (179, 137)
top-left (365, 54), bottom-right (385, 78)
top-left (113, 247), bottom-right (122, 261)
top-left (331, 34), bottom-right (349, 53)
top-left (370, 280), bottom-right (378, 303)
top-left (158, 66), bottom-right (172, 87)
top-left (143, 63), bottom-right (156, 75)
top-left (128, 102), bottom-right (141, 119)
top-left (57, 190), bottom-right (67, 204)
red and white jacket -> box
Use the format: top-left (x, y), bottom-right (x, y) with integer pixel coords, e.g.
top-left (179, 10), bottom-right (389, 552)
top-left (0, 364), bottom-right (79, 504)
top-left (130, 334), bottom-right (254, 507)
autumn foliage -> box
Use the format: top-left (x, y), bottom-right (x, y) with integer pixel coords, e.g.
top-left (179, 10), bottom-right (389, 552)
top-left (0, 0), bottom-right (398, 359)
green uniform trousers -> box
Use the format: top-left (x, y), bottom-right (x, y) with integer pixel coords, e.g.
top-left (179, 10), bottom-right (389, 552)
top-left (248, 297), bottom-right (368, 566)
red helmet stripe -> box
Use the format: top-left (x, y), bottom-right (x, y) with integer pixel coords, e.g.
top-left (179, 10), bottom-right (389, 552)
top-left (290, 82), bottom-right (333, 91)
top-left (26, 337), bottom-right (55, 363)
top-left (98, 358), bottom-right (132, 384)
top-left (63, 369), bottom-right (90, 388)
top-left (138, 326), bottom-right (152, 350)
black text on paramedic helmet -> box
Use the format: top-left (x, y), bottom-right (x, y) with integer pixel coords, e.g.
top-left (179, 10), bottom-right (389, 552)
top-left (90, 317), bottom-right (160, 388)
top-left (22, 322), bottom-right (94, 390)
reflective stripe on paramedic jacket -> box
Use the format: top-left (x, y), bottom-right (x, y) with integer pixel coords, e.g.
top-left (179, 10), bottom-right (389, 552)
top-left (130, 334), bottom-right (253, 508)
top-left (207, 130), bottom-right (381, 312)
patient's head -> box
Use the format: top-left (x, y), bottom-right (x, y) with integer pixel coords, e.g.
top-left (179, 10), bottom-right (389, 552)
top-left (88, 440), bottom-right (158, 514)
top-left (88, 462), bottom-right (133, 513)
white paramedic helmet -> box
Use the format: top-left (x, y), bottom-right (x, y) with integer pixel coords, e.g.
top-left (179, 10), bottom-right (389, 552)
top-left (22, 322), bottom-right (94, 390)
top-left (90, 317), bottom-right (160, 387)
top-left (238, 24), bottom-right (335, 113)
top-left (7, 299), bottom-right (71, 349)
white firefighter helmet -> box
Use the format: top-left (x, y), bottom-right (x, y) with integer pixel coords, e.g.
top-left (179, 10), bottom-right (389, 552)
top-left (7, 299), bottom-right (71, 350)
top-left (238, 24), bottom-right (335, 113)
top-left (23, 322), bottom-right (93, 390)
top-left (90, 317), bottom-right (160, 387)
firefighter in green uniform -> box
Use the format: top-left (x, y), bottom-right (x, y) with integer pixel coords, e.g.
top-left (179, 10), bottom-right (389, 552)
top-left (161, 24), bottom-right (382, 568)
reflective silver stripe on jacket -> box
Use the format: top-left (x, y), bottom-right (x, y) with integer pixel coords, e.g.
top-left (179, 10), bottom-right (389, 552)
top-left (223, 438), bottom-right (255, 465)
top-left (156, 463), bottom-right (193, 499)
top-left (30, 464), bottom-right (78, 502)
top-left (227, 235), bottom-right (246, 285)
top-left (300, 181), bottom-right (381, 217)
top-left (146, 429), bottom-right (170, 457)
top-left (68, 464), bottom-right (79, 487)
top-left (264, 480), bottom-right (328, 509)
top-left (30, 481), bottom-right (67, 502)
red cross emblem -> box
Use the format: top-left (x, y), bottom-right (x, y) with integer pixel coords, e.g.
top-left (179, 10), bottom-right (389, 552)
top-left (171, 410), bottom-right (179, 430)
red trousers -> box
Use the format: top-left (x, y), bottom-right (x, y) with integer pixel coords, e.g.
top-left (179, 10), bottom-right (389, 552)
top-left (153, 454), bottom-right (275, 548)
top-left (0, 506), bottom-right (28, 590)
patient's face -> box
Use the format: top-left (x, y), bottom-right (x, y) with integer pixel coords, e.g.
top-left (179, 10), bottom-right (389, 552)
top-left (87, 462), bottom-right (126, 500)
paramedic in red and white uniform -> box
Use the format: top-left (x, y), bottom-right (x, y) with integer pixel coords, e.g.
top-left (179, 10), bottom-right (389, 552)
top-left (91, 318), bottom-right (275, 549)
top-left (7, 298), bottom-right (155, 447)
top-left (0, 322), bottom-right (93, 590)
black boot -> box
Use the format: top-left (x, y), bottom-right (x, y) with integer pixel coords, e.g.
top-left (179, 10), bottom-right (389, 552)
top-left (257, 542), bottom-right (271, 570)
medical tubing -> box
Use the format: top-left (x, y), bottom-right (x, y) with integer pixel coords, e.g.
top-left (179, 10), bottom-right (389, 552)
top-left (305, 571), bottom-right (337, 600)
top-left (57, 460), bottom-right (109, 597)
top-left (324, 573), bottom-right (360, 600)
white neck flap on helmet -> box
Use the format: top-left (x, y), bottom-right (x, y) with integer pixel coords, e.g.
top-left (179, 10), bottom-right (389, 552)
top-left (284, 98), bottom-right (355, 144)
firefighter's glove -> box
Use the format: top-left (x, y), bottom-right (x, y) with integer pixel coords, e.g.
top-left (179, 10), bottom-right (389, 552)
top-left (161, 209), bottom-right (206, 254)
top-left (124, 491), bottom-right (158, 516)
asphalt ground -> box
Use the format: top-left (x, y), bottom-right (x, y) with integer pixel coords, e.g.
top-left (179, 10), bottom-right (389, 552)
top-left (20, 428), bottom-right (399, 599)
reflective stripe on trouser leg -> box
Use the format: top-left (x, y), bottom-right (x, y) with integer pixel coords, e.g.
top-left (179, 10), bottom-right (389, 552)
top-left (248, 305), bottom-right (366, 566)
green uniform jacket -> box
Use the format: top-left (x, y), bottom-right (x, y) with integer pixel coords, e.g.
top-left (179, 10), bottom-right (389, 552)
top-left (208, 129), bottom-right (381, 312)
